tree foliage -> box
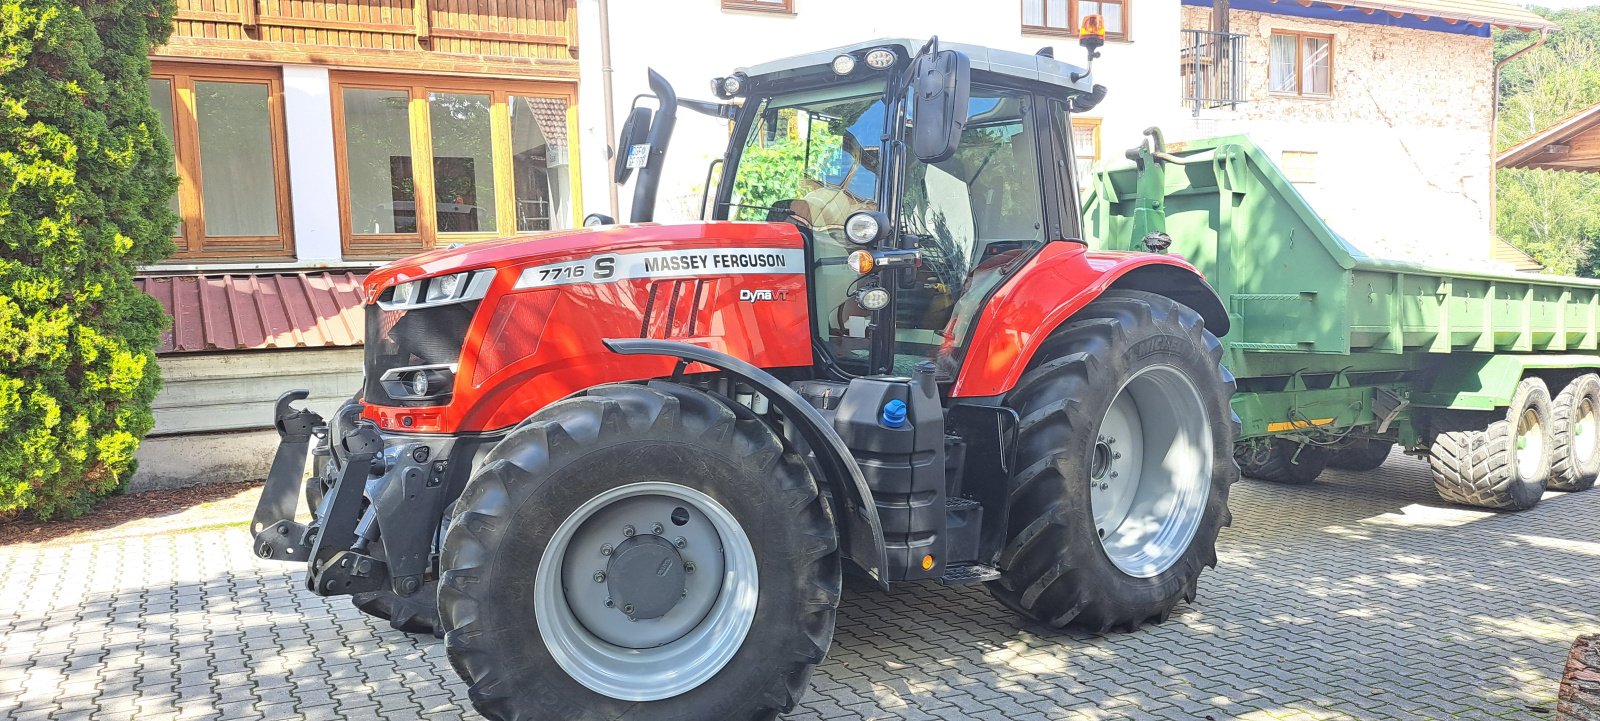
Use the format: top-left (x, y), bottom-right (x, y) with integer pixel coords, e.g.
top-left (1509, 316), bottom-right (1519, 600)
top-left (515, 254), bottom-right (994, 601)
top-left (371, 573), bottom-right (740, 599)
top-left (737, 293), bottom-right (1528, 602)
top-left (0, 0), bottom-right (177, 518)
top-left (1495, 7), bottom-right (1600, 276)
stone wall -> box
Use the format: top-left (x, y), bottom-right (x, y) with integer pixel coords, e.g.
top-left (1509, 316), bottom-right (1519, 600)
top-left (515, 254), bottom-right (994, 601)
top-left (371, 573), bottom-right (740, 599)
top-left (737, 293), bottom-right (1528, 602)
top-left (1179, 7), bottom-right (1498, 268)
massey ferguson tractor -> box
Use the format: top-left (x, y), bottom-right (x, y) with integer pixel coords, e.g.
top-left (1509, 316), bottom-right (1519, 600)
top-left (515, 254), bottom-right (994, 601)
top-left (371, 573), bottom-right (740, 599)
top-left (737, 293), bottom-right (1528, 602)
top-left (251, 29), bottom-right (1239, 721)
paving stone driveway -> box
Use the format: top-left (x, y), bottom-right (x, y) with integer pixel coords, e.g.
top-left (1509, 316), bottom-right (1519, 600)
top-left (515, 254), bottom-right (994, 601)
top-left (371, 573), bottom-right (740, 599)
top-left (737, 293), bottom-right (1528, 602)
top-left (3, 451), bottom-right (1599, 721)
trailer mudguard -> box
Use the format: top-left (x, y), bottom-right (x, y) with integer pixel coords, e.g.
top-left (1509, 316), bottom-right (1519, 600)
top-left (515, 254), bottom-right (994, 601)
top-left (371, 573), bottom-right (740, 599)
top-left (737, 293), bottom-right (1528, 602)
top-left (602, 338), bottom-right (889, 587)
top-left (1414, 354), bottom-right (1600, 410)
top-left (949, 241), bottom-right (1227, 398)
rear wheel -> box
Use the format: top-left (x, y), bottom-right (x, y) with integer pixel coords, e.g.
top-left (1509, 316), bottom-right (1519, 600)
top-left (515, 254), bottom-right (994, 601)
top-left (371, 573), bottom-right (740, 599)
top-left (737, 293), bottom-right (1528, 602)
top-left (1327, 439), bottom-right (1394, 472)
top-left (1238, 438), bottom-right (1333, 484)
top-left (438, 383), bottom-right (840, 721)
top-left (988, 290), bottom-right (1237, 633)
top-left (1428, 377), bottom-right (1553, 510)
top-left (1551, 374), bottom-right (1600, 492)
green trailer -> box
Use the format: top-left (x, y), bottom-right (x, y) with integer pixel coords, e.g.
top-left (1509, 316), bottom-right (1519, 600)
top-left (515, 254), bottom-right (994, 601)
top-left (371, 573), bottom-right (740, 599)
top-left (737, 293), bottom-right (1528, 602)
top-left (1084, 131), bottom-right (1600, 510)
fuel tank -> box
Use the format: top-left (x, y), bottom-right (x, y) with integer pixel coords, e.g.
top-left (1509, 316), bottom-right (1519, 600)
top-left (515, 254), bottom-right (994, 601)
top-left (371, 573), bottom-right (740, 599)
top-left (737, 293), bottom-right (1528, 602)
top-left (359, 222), bottom-right (814, 434)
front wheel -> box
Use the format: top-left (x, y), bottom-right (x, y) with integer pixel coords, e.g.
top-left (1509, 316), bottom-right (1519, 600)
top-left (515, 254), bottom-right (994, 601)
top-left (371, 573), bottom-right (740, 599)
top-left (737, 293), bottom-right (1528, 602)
top-left (988, 290), bottom-right (1238, 633)
top-left (438, 383), bottom-right (840, 721)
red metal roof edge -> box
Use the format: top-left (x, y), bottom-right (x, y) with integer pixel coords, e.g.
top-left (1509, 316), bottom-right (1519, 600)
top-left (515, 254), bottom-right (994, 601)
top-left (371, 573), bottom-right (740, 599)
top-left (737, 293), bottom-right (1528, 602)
top-left (137, 271), bottom-right (368, 355)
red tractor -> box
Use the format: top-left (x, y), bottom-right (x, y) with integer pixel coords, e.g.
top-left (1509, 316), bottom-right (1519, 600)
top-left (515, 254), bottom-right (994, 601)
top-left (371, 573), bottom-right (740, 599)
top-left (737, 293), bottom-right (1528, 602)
top-left (252, 33), bottom-right (1238, 721)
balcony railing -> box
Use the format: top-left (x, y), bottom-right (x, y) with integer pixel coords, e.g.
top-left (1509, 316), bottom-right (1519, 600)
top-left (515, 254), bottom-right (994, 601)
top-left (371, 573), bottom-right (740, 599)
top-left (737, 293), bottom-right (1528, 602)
top-left (1182, 29), bottom-right (1247, 113)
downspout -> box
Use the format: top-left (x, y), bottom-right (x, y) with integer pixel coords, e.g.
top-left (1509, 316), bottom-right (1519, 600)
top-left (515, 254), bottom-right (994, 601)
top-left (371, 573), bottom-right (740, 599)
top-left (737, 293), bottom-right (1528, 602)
top-left (1490, 28), bottom-right (1548, 248)
top-left (598, 0), bottom-right (620, 217)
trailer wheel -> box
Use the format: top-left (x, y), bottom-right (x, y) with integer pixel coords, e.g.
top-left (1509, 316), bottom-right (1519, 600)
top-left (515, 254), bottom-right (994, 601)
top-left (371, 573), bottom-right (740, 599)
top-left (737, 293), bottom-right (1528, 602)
top-left (351, 536), bottom-right (441, 636)
top-left (1238, 439), bottom-right (1333, 484)
top-left (1551, 374), bottom-right (1600, 492)
top-left (988, 290), bottom-right (1237, 633)
top-left (1428, 377), bottom-right (1553, 510)
top-left (438, 383), bottom-right (840, 721)
top-left (1327, 439), bottom-right (1394, 472)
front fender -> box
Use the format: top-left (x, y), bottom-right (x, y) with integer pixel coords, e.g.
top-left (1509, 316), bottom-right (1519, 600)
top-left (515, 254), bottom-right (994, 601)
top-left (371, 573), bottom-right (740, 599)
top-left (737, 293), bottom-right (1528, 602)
top-left (602, 338), bottom-right (890, 588)
top-left (949, 242), bottom-right (1222, 398)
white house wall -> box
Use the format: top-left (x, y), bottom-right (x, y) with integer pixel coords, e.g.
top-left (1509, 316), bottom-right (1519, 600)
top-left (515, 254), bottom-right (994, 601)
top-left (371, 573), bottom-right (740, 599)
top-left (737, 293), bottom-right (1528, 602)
top-left (1176, 6), bottom-right (1497, 268)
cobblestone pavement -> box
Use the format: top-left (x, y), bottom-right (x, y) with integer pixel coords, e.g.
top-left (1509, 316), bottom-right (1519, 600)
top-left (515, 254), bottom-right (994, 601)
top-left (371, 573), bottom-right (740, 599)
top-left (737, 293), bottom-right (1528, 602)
top-left (4, 451), bottom-right (1599, 721)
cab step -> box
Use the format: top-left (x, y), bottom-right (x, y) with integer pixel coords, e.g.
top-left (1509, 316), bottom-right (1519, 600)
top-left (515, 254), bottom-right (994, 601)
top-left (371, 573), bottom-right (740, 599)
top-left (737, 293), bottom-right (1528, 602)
top-left (937, 563), bottom-right (1000, 586)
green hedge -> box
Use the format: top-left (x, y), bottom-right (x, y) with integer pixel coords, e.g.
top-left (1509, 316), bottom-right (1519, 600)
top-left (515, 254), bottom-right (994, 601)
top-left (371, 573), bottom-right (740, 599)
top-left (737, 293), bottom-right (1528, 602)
top-left (0, 0), bottom-right (177, 518)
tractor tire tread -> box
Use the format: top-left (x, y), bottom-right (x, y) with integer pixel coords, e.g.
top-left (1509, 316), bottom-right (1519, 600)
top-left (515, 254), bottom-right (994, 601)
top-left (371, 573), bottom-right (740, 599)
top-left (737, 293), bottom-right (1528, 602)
top-left (438, 382), bottom-right (839, 721)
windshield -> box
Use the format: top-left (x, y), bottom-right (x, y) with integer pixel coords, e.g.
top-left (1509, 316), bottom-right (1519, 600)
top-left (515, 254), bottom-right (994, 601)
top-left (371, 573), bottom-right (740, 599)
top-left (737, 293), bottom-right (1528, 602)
top-left (726, 85), bottom-right (890, 368)
top-left (726, 86), bottom-right (886, 226)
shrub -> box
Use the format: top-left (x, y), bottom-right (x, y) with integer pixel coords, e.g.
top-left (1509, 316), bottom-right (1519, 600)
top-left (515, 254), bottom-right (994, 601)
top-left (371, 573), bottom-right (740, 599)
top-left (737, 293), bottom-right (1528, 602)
top-left (0, 0), bottom-right (177, 518)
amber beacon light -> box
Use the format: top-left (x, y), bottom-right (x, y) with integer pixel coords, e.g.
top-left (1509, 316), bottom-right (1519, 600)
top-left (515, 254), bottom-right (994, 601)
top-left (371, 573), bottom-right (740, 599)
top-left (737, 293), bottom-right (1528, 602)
top-left (1080, 13), bottom-right (1107, 52)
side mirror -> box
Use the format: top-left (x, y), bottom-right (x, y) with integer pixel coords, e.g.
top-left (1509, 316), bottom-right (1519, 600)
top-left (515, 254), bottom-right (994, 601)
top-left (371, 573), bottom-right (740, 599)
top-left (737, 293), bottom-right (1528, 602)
top-left (910, 49), bottom-right (970, 164)
top-left (613, 105), bottom-right (653, 184)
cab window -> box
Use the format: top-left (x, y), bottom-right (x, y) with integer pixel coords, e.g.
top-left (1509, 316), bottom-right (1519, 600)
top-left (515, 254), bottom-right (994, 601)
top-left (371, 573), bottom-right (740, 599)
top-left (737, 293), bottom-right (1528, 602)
top-left (895, 87), bottom-right (1046, 366)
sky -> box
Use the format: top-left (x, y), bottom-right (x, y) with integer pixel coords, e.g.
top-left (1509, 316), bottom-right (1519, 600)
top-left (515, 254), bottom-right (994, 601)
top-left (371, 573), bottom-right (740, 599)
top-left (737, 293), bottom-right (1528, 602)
top-left (1527, 0), bottom-right (1600, 9)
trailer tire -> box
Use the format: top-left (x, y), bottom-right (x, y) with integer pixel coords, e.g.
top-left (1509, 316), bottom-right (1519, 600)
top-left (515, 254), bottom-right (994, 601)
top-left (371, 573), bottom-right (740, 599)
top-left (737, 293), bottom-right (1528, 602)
top-left (438, 382), bottom-right (840, 721)
top-left (1327, 439), bottom-right (1393, 472)
top-left (1428, 377), bottom-right (1553, 510)
top-left (1238, 439), bottom-right (1333, 484)
top-left (351, 537), bottom-right (442, 636)
top-left (1550, 374), bottom-right (1600, 492)
top-left (988, 290), bottom-right (1237, 633)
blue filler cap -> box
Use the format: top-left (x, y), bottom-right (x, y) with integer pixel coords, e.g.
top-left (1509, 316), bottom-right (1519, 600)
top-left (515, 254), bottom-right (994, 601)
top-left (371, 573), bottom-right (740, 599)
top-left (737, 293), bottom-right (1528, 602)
top-left (881, 399), bottom-right (908, 429)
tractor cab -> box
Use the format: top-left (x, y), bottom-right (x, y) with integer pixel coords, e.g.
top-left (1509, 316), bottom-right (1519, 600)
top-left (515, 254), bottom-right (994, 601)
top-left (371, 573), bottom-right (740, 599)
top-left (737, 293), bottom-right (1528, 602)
top-left (610, 36), bottom-right (1108, 380)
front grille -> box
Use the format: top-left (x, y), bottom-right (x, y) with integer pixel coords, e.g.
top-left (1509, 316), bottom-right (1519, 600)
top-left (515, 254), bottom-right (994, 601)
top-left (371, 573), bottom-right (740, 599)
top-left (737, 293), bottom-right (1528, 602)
top-left (363, 301), bottom-right (478, 406)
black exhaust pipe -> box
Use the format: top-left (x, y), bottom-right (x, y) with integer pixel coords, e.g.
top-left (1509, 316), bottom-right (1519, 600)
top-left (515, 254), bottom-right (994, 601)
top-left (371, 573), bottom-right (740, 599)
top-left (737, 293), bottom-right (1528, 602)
top-left (629, 69), bottom-right (677, 223)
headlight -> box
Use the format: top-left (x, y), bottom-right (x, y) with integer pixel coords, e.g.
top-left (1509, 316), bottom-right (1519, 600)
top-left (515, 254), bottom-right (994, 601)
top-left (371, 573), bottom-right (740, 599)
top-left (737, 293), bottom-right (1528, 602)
top-left (390, 280), bottom-right (422, 306)
top-left (865, 48), bottom-right (896, 70)
top-left (722, 75), bottom-right (743, 96)
top-left (857, 286), bottom-right (891, 311)
top-left (831, 54), bottom-right (857, 76)
top-left (845, 210), bottom-right (889, 245)
top-left (379, 269), bottom-right (493, 310)
top-left (380, 364), bottom-right (457, 402)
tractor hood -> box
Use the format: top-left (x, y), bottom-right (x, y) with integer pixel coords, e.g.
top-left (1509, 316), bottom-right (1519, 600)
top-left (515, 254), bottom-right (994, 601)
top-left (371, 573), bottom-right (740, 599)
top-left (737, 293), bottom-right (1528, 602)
top-left (362, 221), bottom-right (805, 299)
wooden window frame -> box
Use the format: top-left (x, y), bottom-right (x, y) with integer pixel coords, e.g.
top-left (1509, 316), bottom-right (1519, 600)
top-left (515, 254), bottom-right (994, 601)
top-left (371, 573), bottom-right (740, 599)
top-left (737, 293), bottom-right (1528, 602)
top-left (1268, 30), bottom-right (1335, 99)
top-left (1022, 0), bottom-right (1129, 42)
top-left (151, 62), bottom-right (294, 261)
top-left (722, 0), bottom-right (794, 14)
top-left (330, 72), bottom-right (578, 260)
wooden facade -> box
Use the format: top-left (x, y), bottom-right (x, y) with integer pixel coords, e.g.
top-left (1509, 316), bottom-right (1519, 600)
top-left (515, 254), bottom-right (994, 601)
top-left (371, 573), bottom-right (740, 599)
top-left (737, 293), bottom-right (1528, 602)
top-left (156, 0), bottom-right (579, 78)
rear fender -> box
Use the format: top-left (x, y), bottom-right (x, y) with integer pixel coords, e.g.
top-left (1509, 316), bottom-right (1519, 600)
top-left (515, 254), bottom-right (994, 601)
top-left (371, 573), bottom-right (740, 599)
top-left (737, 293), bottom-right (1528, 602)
top-left (949, 242), bottom-right (1225, 398)
top-left (602, 338), bottom-right (889, 588)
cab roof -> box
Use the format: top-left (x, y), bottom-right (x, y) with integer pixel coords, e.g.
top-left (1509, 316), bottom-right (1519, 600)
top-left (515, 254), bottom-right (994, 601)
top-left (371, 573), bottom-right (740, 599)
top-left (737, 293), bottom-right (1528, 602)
top-left (736, 38), bottom-right (1097, 95)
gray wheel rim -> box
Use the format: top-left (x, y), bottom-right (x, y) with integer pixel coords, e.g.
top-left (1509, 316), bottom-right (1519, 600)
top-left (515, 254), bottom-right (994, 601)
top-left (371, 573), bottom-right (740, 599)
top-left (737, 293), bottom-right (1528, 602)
top-left (1575, 397), bottom-right (1598, 468)
top-left (534, 481), bottom-right (758, 701)
top-left (1089, 364), bottom-right (1213, 578)
top-left (1516, 408), bottom-right (1545, 480)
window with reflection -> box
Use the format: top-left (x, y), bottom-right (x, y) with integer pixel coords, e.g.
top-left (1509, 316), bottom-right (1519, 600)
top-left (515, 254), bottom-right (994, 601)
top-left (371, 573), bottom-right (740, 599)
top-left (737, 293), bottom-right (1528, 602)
top-left (148, 64), bottom-right (292, 259)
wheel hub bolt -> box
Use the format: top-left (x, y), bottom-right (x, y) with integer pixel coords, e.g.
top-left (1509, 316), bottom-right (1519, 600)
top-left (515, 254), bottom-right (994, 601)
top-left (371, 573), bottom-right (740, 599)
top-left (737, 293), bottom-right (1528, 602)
top-left (622, 525), bottom-right (636, 537)
top-left (623, 603), bottom-right (635, 615)
top-left (593, 571), bottom-right (606, 583)
top-left (673, 537), bottom-right (687, 549)
top-left (1110, 472), bottom-right (1119, 478)
top-left (651, 522), bottom-right (664, 535)
top-left (604, 598), bottom-right (614, 608)
top-left (600, 544), bottom-right (613, 556)
top-left (1113, 452), bottom-right (1122, 460)
top-left (684, 561), bottom-right (697, 574)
